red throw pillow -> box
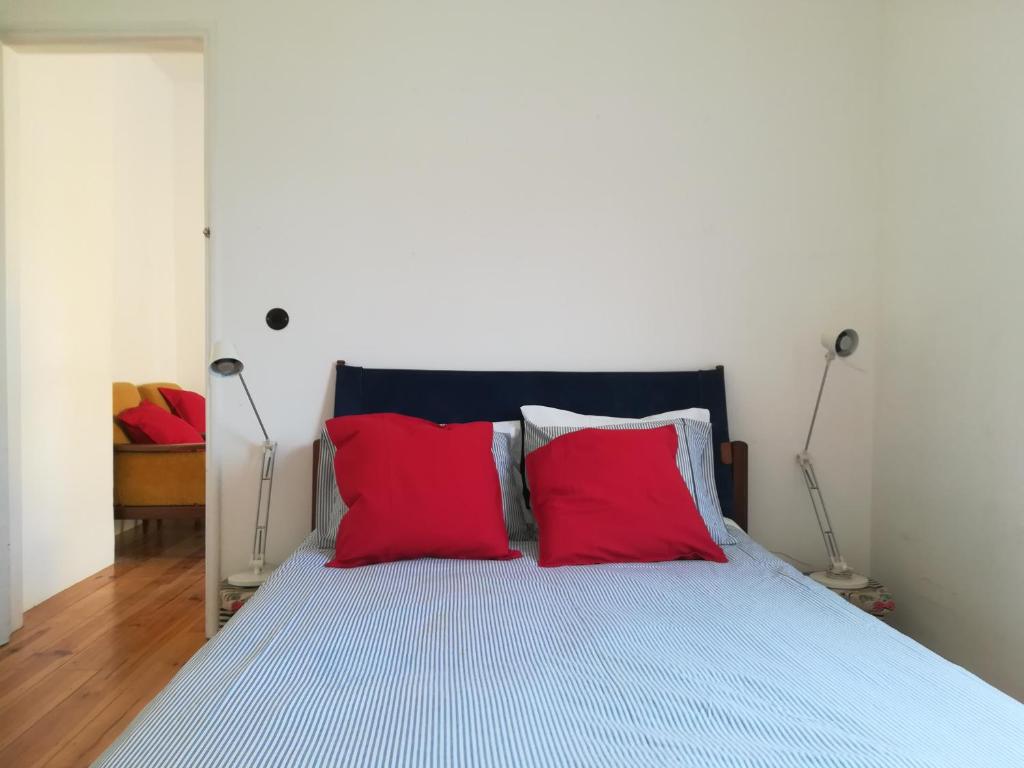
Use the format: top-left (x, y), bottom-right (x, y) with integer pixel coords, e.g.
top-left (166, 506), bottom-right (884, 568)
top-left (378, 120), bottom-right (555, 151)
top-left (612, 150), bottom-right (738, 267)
top-left (159, 387), bottom-right (206, 434)
top-left (117, 401), bottom-right (204, 445)
top-left (526, 426), bottom-right (727, 567)
top-left (325, 413), bottom-right (521, 568)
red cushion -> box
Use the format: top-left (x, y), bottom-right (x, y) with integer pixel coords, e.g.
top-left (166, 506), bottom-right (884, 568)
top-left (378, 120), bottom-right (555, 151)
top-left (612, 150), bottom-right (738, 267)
top-left (325, 413), bottom-right (521, 568)
top-left (159, 387), bottom-right (206, 434)
top-left (117, 401), bottom-right (204, 445)
top-left (525, 426), bottom-right (727, 567)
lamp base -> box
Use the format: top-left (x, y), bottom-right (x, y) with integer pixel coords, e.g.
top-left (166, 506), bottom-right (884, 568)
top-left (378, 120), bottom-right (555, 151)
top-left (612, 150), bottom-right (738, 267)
top-left (227, 567), bottom-right (274, 588)
top-left (810, 570), bottom-right (869, 590)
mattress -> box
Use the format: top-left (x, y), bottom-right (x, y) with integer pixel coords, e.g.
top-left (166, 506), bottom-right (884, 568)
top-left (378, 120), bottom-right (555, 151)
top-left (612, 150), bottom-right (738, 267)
top-left (95, 523), bottom-right (1024, 767)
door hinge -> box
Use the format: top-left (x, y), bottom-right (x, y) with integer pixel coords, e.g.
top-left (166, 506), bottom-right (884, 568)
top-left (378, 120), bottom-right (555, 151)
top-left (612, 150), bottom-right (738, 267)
top-left (203, 227), bottom-right (211, 239)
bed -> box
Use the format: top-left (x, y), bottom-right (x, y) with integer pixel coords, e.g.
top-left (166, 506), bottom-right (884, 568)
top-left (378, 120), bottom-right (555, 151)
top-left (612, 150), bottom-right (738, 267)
top-left (96, 363), bottom-right (1024, 767)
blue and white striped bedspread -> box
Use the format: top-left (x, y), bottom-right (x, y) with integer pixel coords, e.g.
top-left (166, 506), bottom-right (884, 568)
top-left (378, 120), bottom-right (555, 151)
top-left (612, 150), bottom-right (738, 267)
top-left (96, 523), bottom-right (1024, 767)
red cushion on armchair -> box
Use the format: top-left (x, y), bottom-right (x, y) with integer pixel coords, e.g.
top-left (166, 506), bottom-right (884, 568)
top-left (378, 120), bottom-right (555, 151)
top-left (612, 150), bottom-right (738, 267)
top-left (117, 401), bottom-right (204, 445)
top-left (159, 387), bottom-right (206, 434)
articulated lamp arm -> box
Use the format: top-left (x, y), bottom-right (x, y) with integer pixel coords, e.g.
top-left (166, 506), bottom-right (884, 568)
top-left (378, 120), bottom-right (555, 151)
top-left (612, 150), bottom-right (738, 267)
top-left (797, 330), bottom-right (868, 590)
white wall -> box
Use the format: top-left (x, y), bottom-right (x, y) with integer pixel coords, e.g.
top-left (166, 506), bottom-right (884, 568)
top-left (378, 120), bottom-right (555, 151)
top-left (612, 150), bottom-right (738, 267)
top-left (1, 47), bottom-right (19, 630)
top-left (0, 46), bottom-right (9, 641)
top-left (874, 1), bottom-right (1024, 700)
top-left (2, 48), bottom-right (204, 609)
top-left (208, 0), bottom-right (880, 581)
top-left (0, 3), bottom-right (882, 636)
top-left (110, 53), bottom-right (206, 393)
top-left (3, 50), bottom-right (117, 610)
top-left (167, 55), bottom-right (207, 395)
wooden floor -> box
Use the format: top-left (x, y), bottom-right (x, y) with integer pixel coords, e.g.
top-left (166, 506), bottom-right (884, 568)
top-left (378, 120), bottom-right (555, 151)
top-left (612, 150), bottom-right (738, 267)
top-left (0, 521), bottom-right (206, 767)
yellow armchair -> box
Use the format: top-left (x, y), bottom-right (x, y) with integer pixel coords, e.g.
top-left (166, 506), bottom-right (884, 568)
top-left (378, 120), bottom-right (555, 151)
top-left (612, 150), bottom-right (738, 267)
top-left (113, 382), bottom-right (205, 520)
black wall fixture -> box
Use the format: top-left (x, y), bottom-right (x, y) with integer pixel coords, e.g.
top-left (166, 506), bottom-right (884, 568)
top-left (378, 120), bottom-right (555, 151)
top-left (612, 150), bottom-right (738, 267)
top-left (266, 308), bottom-right (290, 330)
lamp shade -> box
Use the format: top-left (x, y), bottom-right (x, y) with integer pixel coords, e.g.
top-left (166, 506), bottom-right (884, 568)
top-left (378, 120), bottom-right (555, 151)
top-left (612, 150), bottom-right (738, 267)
top-left (210, 340), bottom-right (244, 376)
top-left (820, 328), bottom-right (859, 358)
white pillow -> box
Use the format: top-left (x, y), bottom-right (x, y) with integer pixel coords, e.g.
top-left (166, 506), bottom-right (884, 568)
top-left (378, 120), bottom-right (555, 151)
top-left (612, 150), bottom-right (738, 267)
top-left (491, 420), bottom-right (531, 540)
top-left (492, 420), bottom-right (522, 454)
top-left (520, 405), bottom-right (710, 428)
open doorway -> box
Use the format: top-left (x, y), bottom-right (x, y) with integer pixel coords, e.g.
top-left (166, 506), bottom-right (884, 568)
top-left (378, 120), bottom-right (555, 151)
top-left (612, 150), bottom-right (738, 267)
top-left (2, 39), bottom-right (206, 642)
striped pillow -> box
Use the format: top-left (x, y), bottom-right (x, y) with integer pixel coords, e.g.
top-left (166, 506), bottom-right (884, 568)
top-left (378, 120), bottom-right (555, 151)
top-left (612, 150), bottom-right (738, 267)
top-left (490, 422), bottom-right (533, 541)
top-left (522, 413), bottom-right (737, 546)
top-left (314, 421), bottom-right (531, 548)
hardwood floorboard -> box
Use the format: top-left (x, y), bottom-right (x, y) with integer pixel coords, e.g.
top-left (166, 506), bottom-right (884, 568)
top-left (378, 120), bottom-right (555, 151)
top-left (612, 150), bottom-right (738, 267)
top-left (0, 523), bottom-right (200, 643)
top-left (0, 527), bottom-right (202, 667)
top-left (0, 521), bottom-right (206, 768)
top-left (0, 571), bottom-right (199, 714)
top-left (12, 567), bottom-right (121, 627)
top-left (6, 614), bottom-right (206, 768)
top-left (0, 667), bottom-right (97, 752)
top-left (0, 556), bottom-right (203, 710)
top-left (45, 615), bottom-right (207, 768)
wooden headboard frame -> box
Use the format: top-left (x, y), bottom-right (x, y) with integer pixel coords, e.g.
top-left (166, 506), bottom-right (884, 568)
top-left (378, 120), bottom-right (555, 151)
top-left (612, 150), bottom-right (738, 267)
top-left (311, 436), bottom-right (748, 531)
top-left (312, 360), bottom-right (749, 532)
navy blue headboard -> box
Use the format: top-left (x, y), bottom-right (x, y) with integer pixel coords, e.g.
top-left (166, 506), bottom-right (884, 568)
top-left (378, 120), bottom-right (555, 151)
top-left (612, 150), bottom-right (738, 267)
top-left (333, 362), bottom-right (738, 521)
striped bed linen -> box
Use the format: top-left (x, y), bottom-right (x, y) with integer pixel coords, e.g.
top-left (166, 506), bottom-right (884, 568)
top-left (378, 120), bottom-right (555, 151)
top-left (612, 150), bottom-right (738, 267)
top-left (96, 524), bottom-right (1024, 767)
